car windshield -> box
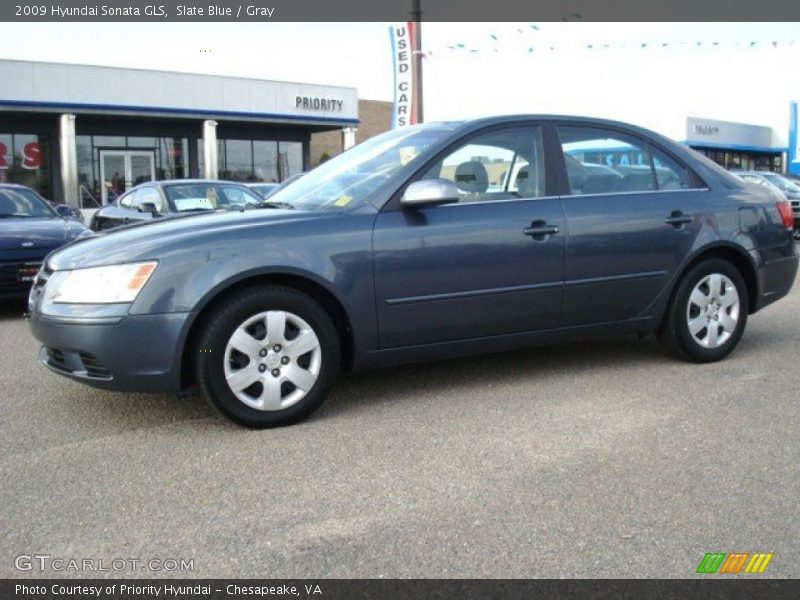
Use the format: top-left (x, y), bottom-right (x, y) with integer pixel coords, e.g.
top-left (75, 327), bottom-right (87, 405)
top-left (164, 183), bottom-right (263, 212)
top-left (266, 124), bottom-right (457, 211)
top-left (0, 187), bottom-right (57, 218)
top-left (249, 183), bottom-right (279, 198)
top-left (762, 172), bottom-right (800, 192)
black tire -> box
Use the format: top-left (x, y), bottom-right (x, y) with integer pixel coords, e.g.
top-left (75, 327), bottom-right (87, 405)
top-left (658, 259), bottom-right (749, 363)
top-left (195, 285), bottom-right (340, 428)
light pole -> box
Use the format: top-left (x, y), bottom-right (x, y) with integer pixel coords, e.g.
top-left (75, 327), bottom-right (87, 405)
top-left (412, 0), bottom-right (424, 123)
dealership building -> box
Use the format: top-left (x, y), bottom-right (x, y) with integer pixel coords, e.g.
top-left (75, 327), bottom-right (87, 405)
top-left (1, 58), bottom-right (798, 209)
top-left (0, 59), bottom-right (361, 208)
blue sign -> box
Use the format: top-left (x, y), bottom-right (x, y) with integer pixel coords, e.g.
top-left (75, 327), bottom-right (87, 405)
top-left (789, 101), bottom-right (799, 176)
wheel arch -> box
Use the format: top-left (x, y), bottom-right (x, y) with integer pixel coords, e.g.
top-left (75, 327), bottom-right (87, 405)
top-left (664, 243), bottom-right (759, 321)
top-left (179, 269), bottom-right (355, 390)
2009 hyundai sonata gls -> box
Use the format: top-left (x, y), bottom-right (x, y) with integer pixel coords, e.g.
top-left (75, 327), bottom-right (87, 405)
top-left (28, 116), bottom-right (798, 428)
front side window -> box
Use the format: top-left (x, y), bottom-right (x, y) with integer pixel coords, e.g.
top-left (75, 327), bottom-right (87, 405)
top-left (119, 191), bottom-right (135, 208)
top-left (419, 126), bottom-right (546, 203)
top-left (133, 187), bottom-right (166, 212)
top-left (559, 126), bottom-right (653, 195)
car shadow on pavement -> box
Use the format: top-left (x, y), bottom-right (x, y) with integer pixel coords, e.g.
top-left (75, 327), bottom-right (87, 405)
top-left (316, 334), bottom-right (671, 421)
top-left (0, 298), bottom-right (28, 320)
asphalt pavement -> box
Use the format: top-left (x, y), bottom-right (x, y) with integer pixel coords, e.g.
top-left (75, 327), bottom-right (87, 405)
top-left (1, 276), bottom-right (798, 578)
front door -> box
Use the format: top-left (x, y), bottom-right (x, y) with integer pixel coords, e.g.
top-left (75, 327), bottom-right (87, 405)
top-left (99, 150), bottom-right (155, 204)
top-left (555, 123), bottom-right (706, 326)
top-left (373, 124), bottom-right (565, 349)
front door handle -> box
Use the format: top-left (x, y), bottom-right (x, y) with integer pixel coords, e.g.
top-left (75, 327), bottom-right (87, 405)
top-left (523, 220), bottom-right (560, 239)
top-left (664, 211), bottom-right (693, 227)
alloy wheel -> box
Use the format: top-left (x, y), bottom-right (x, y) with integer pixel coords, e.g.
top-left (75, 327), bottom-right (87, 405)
top-left (685, 273), bottom-right (740, 349)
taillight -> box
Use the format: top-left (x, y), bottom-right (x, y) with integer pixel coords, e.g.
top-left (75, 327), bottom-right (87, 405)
top-left (776, 201), bottom-right (793, 229)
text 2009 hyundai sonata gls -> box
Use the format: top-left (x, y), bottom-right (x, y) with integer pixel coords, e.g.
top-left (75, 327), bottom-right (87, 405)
top-left (28, 116), bottom-right (798, 428)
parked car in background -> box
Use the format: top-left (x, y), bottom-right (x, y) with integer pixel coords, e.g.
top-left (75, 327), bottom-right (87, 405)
top-left (28, 116), bottom-right (798, 428)
top-left (730, 170), bottom-right (787, 200)
top-left (246, 182), bottom-right (280, 199)
top-left (732, 171), bottom-right (800, 235)
top-left (758, 171), bottom-right (800, 200)
top-left (0, 183), bottom-right (89, 299)
top-left (90, 180), bottom-right (265, 231)
top-left (757, 172), bottom-right (800, 234)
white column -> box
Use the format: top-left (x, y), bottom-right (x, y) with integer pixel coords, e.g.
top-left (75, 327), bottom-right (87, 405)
top-left (342, 127), bottom-right (357, 151)
top-left (202, 120), bottom-right (218, 179)
top-left (59, 114), bottom-right (79, 208)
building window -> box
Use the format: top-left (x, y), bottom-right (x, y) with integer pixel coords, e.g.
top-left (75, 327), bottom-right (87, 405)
top-left (253, 141), bottom-right (279, 182)
top-left (76, 134), bottom-right (189, 207)
top-left (222, 139), bottom-right (253, 181)
top-left (206, 138), bottom-right (305, 183)
top-left (279, 141), bottom-right (303, 180)
top-left (692, 147), bottom-right (782, 173)
top-left (0, 133), bottom-right (52, 199)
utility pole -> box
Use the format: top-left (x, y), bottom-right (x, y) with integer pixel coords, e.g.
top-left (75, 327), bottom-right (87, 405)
top-left (411, 0), bottom-right (424, 123)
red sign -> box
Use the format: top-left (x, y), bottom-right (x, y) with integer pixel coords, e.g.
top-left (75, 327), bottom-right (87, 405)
top-left (0, 141), bottom-right (42, 170)
top-left (22, 141), bottom-right (42, 169)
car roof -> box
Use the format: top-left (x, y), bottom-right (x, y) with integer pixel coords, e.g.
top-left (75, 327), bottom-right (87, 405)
top-left (127, 179), bottom-right (251, 192)
top-left (438, 114), bottom-right (674, 137)
top-left (0, 183), bottom-right (34, 190)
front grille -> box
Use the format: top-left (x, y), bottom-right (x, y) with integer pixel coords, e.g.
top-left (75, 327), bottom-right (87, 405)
top-left (45, 347), bottom-right (70, 373)
top-left (79, 353), bottom-right (111, 379)
top-left (44, 347), bottom-right (112, 380)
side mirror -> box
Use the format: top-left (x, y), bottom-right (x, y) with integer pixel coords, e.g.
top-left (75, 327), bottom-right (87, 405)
top-left (401, 179), bottom-right (460, 208)
top-left (53, 204), bottom-right (84, 223)
top-left (138, 202), bottom-right (159, 215)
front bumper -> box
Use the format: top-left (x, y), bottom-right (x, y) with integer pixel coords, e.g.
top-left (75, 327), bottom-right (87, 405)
top-left (0, 260), bottom-right (41, 299)
top-left (29, 311), bottom-right (191, 392)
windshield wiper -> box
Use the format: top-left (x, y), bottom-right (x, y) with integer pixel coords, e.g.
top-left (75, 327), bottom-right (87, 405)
top-left (0, 213), bottom-right (34, 218)
top-left (245, 201), bottom-right (295, 210)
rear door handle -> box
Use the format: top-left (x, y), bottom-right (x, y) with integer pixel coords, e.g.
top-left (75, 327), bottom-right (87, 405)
top-left (523, 220), bottom-right (560, 239)
top-left (665, 211), bottom-right (693, 227)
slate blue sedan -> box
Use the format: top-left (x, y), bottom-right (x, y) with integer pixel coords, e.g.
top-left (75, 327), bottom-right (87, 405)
top-left (0, 184), bottom-right (89, 300)
top-left (27, 116), bottom-right (798, 428)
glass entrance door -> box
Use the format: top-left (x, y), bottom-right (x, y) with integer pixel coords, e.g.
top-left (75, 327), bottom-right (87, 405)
top-left (99, 150), bottom-right (155, 204)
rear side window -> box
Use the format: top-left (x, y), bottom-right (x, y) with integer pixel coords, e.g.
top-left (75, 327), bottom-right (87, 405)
top-left (558, 126), bottom-right (653, 195)
top-left (650, 146), bottom-right (699, 190)
top-left (558, 125), bottom-right (701, 195)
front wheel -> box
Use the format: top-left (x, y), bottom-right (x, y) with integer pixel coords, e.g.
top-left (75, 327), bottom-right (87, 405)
top-left (658, 259), bottom-right (749, 363)
top-left (195, 286), bottom-right (340, 428)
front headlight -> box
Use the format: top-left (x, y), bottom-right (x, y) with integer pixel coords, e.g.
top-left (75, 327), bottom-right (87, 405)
top-left (52, 261), bottom-right (158, 304)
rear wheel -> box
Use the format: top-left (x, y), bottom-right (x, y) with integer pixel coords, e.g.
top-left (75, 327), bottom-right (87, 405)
top-left (658, 259), bottom-right (748, 363)
top-left (195, 286), bottom-right (340, 428)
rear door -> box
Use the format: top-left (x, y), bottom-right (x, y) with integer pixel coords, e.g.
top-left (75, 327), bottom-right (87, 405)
top-left (555, 123), bottom-right (707, 326)
top-left (372, 123), bottom-right (566, 348)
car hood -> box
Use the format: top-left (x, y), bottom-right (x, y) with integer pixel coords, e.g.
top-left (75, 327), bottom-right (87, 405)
top-left (0, 217), bottom-right (86, 252)
top-left (47, 208), bottom-right (338, 271)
